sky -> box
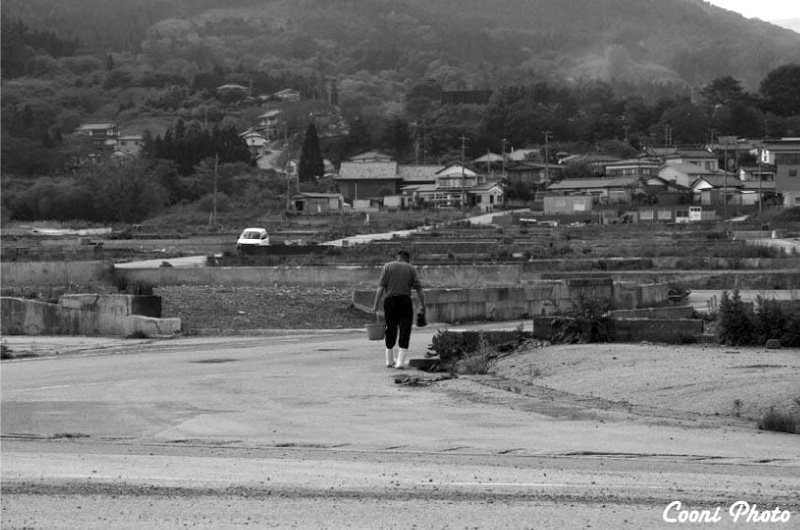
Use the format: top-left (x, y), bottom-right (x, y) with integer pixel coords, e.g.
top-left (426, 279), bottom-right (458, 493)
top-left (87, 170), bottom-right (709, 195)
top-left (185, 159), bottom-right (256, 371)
top-left (704, 0), bottom-right (800, 21)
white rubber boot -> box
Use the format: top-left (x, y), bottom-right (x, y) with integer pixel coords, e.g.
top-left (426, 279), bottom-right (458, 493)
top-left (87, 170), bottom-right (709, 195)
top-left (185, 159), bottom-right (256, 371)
top-left (395, 348), bottom-right (407, 369)
top-left (385, 347), bottom-right (395, 367)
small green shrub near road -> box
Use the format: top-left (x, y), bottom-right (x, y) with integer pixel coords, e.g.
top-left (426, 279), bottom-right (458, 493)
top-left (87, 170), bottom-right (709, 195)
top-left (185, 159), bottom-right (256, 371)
top-left (717, 290), bottom-right (800, 347)
top-left (426, 327), bottom-right (533, 374)
top-left (758, 407), bottom-right (798, 434)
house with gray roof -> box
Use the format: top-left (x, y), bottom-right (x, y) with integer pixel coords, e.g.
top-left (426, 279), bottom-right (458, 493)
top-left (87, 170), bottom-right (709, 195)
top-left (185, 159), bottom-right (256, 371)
top-left (546, 176), bottom-right (639, 203)
top-left (660, 161), bottom-right (717, 188)
top-left (335, 159), bottom-right (399, 201)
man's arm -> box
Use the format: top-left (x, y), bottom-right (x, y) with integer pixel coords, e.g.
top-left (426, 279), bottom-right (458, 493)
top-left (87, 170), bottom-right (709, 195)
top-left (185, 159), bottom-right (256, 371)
top-left (372, 285), bottom-right (385, 313)
top-left (415, 285), bottom-right (426, 313)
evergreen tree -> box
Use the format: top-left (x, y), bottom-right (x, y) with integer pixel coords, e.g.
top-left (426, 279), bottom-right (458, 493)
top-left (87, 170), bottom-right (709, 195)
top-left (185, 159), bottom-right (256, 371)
top-left (298, 122), bottom-right (325, 182)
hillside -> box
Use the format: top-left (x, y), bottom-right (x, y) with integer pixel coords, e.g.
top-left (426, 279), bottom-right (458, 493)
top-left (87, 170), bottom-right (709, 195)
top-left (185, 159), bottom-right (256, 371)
top-left (3, 0), bottom-right (800, 90)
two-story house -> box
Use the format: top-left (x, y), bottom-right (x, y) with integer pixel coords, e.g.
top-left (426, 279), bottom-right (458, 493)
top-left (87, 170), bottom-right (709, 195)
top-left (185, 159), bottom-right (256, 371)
top-left (604, 158), bottom-right (661, 179)
top-left (258, 109), bottom-right (283, 140)
top-left (78, 122), bottom-right (119, 151)
top-left (763, 138), bottom-right (800, 207)
top-left (335, 152), bottom-right (399, 202)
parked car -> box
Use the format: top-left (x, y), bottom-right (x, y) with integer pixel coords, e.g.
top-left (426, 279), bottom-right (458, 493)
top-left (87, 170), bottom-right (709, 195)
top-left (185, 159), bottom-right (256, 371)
top-left (236, 227), bottom-right (270, 250)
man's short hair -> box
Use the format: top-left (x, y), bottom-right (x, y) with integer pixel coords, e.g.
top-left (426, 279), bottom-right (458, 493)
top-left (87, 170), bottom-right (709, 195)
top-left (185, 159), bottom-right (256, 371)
top-left (397, 250), bottom-right (411, 260)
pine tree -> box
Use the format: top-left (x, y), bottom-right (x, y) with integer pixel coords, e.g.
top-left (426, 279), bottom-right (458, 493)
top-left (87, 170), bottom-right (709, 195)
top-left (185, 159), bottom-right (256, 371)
top-left (298, 122), bottom-right (325, 182)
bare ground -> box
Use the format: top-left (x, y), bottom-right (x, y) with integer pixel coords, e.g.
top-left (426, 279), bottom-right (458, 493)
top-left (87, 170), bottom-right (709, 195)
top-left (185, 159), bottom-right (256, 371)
top-left (487, 342), bottom-right (800, 430)
top-left (156, 285), bottom-right (371, 333)
top-left (151, 286), bottom-right (800, 432)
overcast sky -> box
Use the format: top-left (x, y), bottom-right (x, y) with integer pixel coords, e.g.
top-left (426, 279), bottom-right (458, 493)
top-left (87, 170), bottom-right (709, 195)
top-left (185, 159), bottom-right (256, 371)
top-left (705, 0), bottom-right (800, 21)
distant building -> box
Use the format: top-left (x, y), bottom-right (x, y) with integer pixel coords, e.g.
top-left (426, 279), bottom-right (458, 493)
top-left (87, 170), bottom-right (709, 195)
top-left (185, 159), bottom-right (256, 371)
top-left (78, 122), bottom-right (118, 150)
top-left (274, 88), bottom-right (301, 102)
top-left (291, 192), bottom-right (344, 214)
top-left (113, 134), bottom-right (144, 157)
top-left (763, 138), bottom-right (800, 207)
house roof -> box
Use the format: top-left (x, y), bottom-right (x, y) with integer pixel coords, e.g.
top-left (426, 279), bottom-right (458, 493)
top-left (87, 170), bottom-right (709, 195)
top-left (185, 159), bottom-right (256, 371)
top-left (740, 181), bottom-right (776, 191)
top-left (763, 138), bottom-right (800, 152)
top-left (507, 148), bottom-right (540, 162)
top-left (605, 157), bottom-right (661, 168)
top-left (559, 154), bottom-right (621, 166)
top-left (404, 183), bottom-right (438, 193)
top-left (547, 177), bottom-right (639, 190)
top-left (642, 176), bottom-right (690, 191)
top-left (661, 161), bottom-right (717, 175)
top-left (470, 180), bottom-right (504, 192)
top-left (397, 165), bottom-right (440, 182)
top-left (292, 192), bottom-right (343, 199)
top-left (337, 161), bottom-right (398, 180)
top-left (79, 122), bottom-right (115, 130)
top-left (348, 151), bottom-right (394, 162)
top-left (667, 149), bottom-right (716, 159)
top-left (217, 84), bottom-right (248, 91)
top-left (473, 152), bottom-right (505, 163)
top-left (436, 164), bottom-right (477, 176)
top-left (691, 175), bottom-right (744, 189)
top-left (259, 110), bottom-right (282, 118)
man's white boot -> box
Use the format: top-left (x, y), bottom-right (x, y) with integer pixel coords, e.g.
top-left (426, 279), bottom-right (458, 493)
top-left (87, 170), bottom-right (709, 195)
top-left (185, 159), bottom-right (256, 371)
top-left (385, 347), bottom-right (395, 367)
top-left (395, 348), bottom-right (408, 369)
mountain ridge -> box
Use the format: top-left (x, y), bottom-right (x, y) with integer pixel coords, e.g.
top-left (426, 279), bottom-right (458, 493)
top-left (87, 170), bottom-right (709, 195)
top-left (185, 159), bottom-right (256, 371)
top-left (2, 0), bottom-right (799, 91)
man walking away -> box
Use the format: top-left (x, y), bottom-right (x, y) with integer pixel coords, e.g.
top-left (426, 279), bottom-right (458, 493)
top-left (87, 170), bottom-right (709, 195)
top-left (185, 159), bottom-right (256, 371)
top-left (372, 250), bottom-right (426, 369)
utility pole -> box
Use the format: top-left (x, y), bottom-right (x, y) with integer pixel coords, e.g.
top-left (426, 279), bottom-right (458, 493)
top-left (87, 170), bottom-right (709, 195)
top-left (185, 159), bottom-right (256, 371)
top-left (501, 138), bottom-right (508, 176)
top-left (758, 142), bottom-right (764, 215)
top-left (544, 131), bottom-right (552, 184)
top-left (719, 136), bottom-right (737, 222)
top-left (460, 135), bottom-right (468, 208)
top-left (210, 153), bottom-right (218, 226)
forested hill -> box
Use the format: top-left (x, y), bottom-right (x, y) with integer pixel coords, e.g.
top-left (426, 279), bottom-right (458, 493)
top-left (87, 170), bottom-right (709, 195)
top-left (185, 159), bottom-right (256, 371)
top-left (3, 0), bottom-right (800, 90)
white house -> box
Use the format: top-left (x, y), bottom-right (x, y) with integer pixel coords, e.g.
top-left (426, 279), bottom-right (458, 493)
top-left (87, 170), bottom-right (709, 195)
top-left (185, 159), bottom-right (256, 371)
top-left (660, 161), bottom-right (717, 188)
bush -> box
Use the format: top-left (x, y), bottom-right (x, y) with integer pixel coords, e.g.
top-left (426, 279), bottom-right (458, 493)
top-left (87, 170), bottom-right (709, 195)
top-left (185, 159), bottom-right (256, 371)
top-left (547, 296), bottom-right (613, 344)
top-left (716, 291), bottom-right (800, 347)
top-left (716, 290), bottom-right (754, 346)
top-left (758, 407), bottom-right (798, 434)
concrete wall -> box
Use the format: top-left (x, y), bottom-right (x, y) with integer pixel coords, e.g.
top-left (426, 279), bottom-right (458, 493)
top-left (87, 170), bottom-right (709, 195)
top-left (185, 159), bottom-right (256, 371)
top-left (115, 264), bottom-right (528, 288)
top-left (612, 318), bottom-right (704, 342)
top-left (532, 315), bottom-right (704, 343)
top-left (1, 295), bottom-right (180, 336)
top-left (1, 260), bottom-right (114, 289)
top-left (353, 278), bottom-right (669, 324)
top-left (4, 260), bottom-right (799, 292)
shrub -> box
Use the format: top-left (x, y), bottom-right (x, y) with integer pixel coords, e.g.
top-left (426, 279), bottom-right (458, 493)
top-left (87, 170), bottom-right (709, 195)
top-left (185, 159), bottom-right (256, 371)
top-left (754, 296), bottom-right (787, 345)
top-left (758, 407), bottom-right (798, 434)
top-left (547, 295), bottom-right (613, 344)
top-left (715, 292), bottom-right (800, 347)
top-left (716, 290), bottom-right (754, 346)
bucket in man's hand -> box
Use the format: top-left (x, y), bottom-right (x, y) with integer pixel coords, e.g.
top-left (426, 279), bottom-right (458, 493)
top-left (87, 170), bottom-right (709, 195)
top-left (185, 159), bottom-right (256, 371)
top-left (366, 322), bottom-right (385, 341)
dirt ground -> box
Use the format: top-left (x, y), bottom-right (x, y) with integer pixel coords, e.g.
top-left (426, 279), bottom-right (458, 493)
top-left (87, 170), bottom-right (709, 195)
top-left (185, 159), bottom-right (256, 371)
top-left (489, 341), bottom-right (800, 430)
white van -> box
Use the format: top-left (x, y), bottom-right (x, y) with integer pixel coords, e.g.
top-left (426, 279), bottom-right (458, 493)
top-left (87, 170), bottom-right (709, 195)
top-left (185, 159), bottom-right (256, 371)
top-left (236, 227), bottom-right (270, 249)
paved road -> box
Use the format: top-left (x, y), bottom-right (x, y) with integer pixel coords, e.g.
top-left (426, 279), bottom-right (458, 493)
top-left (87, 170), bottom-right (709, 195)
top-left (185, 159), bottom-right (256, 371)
top-left (2, 330), bottom-right (798, 529)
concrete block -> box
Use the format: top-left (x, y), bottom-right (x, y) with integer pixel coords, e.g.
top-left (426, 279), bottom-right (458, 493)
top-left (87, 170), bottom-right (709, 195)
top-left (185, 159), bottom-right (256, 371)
top-left (124, 315), bottom-right (182, 336)
top-left (765, 339), bottom-right (781, 349)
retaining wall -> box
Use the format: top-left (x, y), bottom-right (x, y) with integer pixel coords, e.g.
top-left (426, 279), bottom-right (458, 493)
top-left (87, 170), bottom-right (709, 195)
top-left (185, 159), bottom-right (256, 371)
top-left (1, 295), bottom-right (181, 336)
top-left (353, 279), bottom-right (670, 324)
top-left (1, 260), bottom-right (114, 289)
top-left (532, 315), bottom-right (704, 343)
top-left (3, 260), bottom-right (800, 291)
